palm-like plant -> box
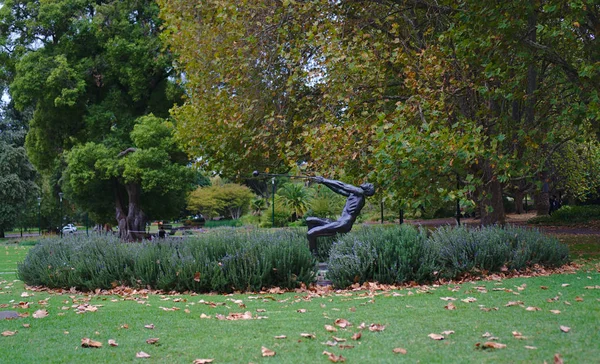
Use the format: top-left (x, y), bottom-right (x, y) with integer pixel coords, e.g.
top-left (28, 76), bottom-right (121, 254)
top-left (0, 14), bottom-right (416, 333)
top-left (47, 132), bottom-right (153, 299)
top-left (277, 182), bottom-right (310, 221)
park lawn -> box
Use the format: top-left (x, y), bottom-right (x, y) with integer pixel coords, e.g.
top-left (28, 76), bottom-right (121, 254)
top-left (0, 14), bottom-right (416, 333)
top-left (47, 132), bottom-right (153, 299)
top-left (0, 239), bottom-right (599, 363)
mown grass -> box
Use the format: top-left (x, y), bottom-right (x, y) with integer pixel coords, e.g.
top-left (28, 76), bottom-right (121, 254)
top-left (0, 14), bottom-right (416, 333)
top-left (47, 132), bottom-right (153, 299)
top-left (1, 236), bottom-right (599, 363)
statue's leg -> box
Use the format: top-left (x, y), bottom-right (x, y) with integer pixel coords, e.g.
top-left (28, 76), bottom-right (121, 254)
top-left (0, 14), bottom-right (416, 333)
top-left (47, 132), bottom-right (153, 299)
top-left (306, 217), bottom-right (332, 230)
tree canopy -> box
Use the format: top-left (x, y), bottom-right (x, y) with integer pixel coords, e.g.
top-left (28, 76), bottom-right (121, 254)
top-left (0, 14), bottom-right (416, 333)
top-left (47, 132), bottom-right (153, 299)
top-left (159, 0), bottom-right (600, 224)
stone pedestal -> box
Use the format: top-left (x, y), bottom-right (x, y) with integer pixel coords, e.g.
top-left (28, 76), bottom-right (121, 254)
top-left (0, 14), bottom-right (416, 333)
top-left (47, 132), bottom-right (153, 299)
top-left (316, 262), bottom-right (332, 286)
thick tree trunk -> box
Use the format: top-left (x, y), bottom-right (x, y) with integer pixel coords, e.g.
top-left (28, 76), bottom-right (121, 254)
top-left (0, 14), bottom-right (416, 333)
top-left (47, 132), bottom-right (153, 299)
top-left (0, 229), bottom-right (4, 238)
top-left (125, 183), bottom-right (146, 241)
top-left (479, 163), bottom-right (506, 226)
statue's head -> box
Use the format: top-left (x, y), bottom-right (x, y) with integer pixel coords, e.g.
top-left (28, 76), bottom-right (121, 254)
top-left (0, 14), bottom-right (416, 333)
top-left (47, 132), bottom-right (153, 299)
top-left (360, 183), bottom-right (375, 196)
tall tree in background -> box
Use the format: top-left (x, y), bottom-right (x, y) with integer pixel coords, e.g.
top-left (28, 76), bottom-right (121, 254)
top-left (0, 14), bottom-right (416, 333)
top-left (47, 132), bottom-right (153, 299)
top-left (1, 0), bottom-right (194, 239)
top-left (159, 0), bottom-right (599, 224)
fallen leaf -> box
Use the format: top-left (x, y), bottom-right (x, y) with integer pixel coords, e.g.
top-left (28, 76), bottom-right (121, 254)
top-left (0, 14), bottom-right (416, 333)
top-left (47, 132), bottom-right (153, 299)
top-left (261, 346), bottom-right (276, 357)
top-left (322, 350), bottom-right (345, 362)
top-left (136, 351), bottom-right (151, 358)
top-left (505, 301), bottom-right (524, 307)
top-left (200, 313), bottom-right (211, 319)
top-left (368, 324), bottom-right (385, 332)
top-left (297, 309), bottom-right (307, 313)
top-left (300, 333), bottom-right (316, 339)
top-left (2, 331), bottom-right (16, 337)
top-left (332, 336), bottom-right (346, 342)
top-left (194, 272), bottom-right (201, 282)
top-left (575, 296), bottom-right (583, 302)
top-left (393, 348), bottom-right (407, 354)
top-left (550, 310), bottom-right (561, 314)
top-left (554, 353), bottom-right (564, 364)
top-left (108, 339), bottom-right (118, 347)
top-left (461, 297), bottom-right (477, 303)
top-left (512, 331), bottom-right (527, 339)
top-left (81, 338), bottom-right (102, 348)
top-left (524, 346), bottom-right (537, 350)
top-left (146, 338), bottom-right (160, 345)
top-left (22, 324), bottom-right (30, 328)
top-left (192, 360), bottom-right (214, 364)
top-left (334, 319), bottom-right (351, 328)
top-left (476, 342), bottom-right (506, 349)
top-left (540, 286), bottom-right (548, 290)
top-left (324, 325), bottom-right (337, 332)
top-left (144, 324), bottom-right (155, 329)
top-left (441, 330), bottom-right (455, 336)
top-left (440, 297), bottom-right (456, 301)
top-left (32, 309), bottom-right (48, 319)
top-left (445, 302), bottom-right (456, 310)
top-left (323, 340), bottom-right (337, 346)
top-left (428, 333), bottom-right (444, 340)
top-left (525, 306), bottom-right (541, 311)
top-left (561, 284), bottom-right (570, 287)
top-left (351, 332), bottom-right (361, 340)
top-left (338, 345), bottom-right (354, 349)
top-left (559, 325), bottom-right (570, 333)
top-left (274, 335), bottom-right (287, 339)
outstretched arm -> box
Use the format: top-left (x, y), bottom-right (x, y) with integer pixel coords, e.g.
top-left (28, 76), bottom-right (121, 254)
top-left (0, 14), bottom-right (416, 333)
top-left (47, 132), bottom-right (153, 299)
top-left (315, 177), bottom-right (363, 196)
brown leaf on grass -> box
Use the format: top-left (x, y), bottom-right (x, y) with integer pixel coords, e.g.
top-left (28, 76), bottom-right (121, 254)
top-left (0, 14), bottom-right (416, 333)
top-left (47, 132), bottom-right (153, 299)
top-left (505, 301), bottom-right (524, 307)
top-left (369, 324), bottom-right (385, 332)
top-left (554, 353), bottom-right (564, 364)
top-left (2, 331), bottom-right (17, 337)
top-left (146, 338), bottom-right (160, 344)
top-left (225, 312), bottom-right (253, 320)
top-left (445, 302), bottom-right (456, 310)
top-left (441, 330), bottom-right (455, 336)
top-left (256, 309), bottom-right (266, 313)
top-left (325, 325), bottom-right (337, 332)
top-left (121, 324), bottom-right (129, 329)
top-left (549, 310), bottom-right (561, 314)
top-left (461, 297), bottom-right (477, 303)
top-left (200, 313), bottom-right (211, 319)
top-left (22, 324), bottom-right (30, 328)
top-left (512, 331), bottom-right (527, 339)
top-left (297, 309), bottom-right (307, 313)
top-left (559, 325), bottom-right (570, 333)
top-left (540, 286), bottom-right (548, 290)
top-left (322, 351), bottom-right (346, 362)
top-left (357, 322), bottom-right (367, 330)
top-left (525, 306), bottom-right (541, 311)
top-left (323, 340), bottom-right (337, 346)
top-left (480, 307), bottom-right (499, 312)
top-left (136, 351), bottom-right (151, 358)
top-left (334, 319), bottom-right (351, 328)
top-left (338, 345), bottom-right (354, 349)
top-left (81, 338), bottom-right (103, 348)
top-left (32, 309), bottom-right (48, 319)
top-left (393, 348), bottom-right (407, 354)
top-left (300, 333), bottom-right (316, 339)
top-left (274, 335), bottom-right (287, 339)
top-left (332, 336), bottom-right (346, 342)
top-left (476, 342), bottom-right (506, 349)
top-left (575, 296), bottom-right (583, 302)
top-left (108, 339), bottom-right (118, 347)
top-left (428, 333), bottom-right (444, 340)
top-left (18, 302), bottom-right (29, 309)
top-left (524, 346), bottom-right (537, 350)
top-left (193, 360), bottom-right (214, 364)
top-left (144, 324), bottom-right (155, 329)
top-left (194, 272), bottom-right (201, 282)
top-left (351, 332), bottom-right (361, 340)
top-left (261, 346), bottom-right (276, 357)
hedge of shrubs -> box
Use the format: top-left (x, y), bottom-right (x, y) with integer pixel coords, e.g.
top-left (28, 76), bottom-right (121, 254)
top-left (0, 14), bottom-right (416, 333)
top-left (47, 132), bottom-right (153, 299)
top-left (18, 225), bottom-right (569, 292)
top-left (326, 225), bottom-right (569, 288)
top-left (18, 228), bottom-right (315, 293)
top-left (528, 205), bottom-right (600, 225)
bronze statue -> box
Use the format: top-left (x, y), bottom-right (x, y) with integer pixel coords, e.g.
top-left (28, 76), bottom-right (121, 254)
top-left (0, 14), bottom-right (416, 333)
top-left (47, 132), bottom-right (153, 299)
top-left (307, 176), bottom-right (374, 255)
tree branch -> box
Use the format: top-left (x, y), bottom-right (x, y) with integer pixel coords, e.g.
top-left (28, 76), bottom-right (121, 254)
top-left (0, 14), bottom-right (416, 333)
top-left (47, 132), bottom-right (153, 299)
top-left (118, 148), bottom-right (137, 158)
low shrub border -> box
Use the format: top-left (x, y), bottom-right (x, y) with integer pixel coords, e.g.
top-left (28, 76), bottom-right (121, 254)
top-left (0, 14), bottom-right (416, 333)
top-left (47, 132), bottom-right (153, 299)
top-left (18, 225), bottom-right (569, 292)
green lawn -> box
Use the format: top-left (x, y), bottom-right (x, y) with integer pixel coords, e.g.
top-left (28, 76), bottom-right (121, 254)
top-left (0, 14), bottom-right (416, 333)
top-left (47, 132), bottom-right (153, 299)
top-left (1, 236), bottom-right (599, 363)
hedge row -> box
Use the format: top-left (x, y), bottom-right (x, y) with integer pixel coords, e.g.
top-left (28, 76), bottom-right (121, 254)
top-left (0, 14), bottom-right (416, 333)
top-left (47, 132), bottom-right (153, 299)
top-left (327, 224), bottom-right (569, 288)
top-left (18, 228), bottom-right (315, 293)
top-left (18, 225), bottom-right (569, 292)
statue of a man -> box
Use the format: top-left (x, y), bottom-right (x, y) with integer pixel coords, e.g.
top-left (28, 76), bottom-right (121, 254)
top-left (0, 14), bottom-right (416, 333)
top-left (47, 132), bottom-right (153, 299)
top-left (307, 176), bottom-right (375, 255)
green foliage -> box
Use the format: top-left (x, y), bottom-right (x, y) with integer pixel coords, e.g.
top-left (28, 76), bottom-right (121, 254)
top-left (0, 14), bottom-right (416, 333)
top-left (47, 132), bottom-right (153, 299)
top-left (18, 229), bottom-right (315, 293)
top-left (188, 183), bottom-right (255, 220)
top-left (262, 198), bottom-right (293, 228)
top-left (326, 225), bottom-right (569, 288)
top-left (0, 141), bottom-right (38, 237)
top-left (306, 184), bottom-right (345, 219)
top-left (277, 182), bottom-right (311, 221)
top-left (528, 205), bottom-right (600, 225)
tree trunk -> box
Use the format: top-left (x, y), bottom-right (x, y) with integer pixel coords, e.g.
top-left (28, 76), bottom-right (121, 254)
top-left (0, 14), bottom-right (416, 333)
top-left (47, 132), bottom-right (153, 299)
top-left (479, 163), bottom-right (506, 225)
top-left (514, 190), bottom-right (524, 214)
top-left (0, 228), bottom-right (4, 238)
top-left (125, 183), bottom-right (146, 241)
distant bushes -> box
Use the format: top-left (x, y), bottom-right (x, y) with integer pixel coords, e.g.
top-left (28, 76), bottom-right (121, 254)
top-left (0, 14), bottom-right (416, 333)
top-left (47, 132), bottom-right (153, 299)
top-left (18, 229), bottom-right (314, 293)
top-left (18, 225), bottom-right (569, 292)
top-left (327, 225), bottom-right (569, 288)
top-left (528, 205), bottom-right (600, 225)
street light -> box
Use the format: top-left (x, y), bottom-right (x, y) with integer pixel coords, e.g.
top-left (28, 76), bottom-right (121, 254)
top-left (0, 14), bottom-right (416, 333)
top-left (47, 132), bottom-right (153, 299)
top-left (37, 197), bottom-right (41, 236)
top-left (59, 192), bottom-right (63, 238)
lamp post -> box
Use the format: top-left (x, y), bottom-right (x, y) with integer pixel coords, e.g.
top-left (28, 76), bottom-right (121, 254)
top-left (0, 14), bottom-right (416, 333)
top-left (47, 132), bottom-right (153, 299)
top-left (271, 177), bottom-right (276, 227)
top-left (59, 192), bottom-right (64, 238)
top-left (37, 197), bottom-right (42, 236)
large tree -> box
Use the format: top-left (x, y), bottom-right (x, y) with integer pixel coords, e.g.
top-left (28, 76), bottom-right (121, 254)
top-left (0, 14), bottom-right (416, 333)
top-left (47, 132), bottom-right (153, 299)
top-left (1, 0), bottom-right (193, 238)
top-left (159, 0), bottom-right (599, 224)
